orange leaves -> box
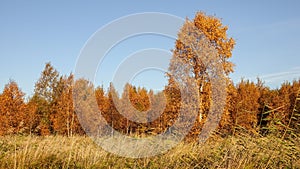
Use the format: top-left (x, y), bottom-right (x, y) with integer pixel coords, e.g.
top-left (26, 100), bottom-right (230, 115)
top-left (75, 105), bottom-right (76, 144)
top-left (51, 74), bottom-right (82, 136)
top-left (193, 12), bottom-right (235, 75)
top-left (128, 86), bottom-right (150, 112)
top-left (167, 12), bottom-right (235, 140)
top-left (233, 80), bottom-right (261, 131)
top-left (0, 67), bottom-right (300, 139)
top-left (0, 80), bottom-right (27, 135)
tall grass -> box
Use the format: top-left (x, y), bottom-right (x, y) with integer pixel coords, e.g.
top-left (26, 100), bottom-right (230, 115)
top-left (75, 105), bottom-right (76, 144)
top-left (0, 133), bottom-right (299, 169)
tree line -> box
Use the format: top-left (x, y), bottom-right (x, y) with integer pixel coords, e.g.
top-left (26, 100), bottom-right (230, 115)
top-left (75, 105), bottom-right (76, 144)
top-left (0, 63), bottom-right (299, 140)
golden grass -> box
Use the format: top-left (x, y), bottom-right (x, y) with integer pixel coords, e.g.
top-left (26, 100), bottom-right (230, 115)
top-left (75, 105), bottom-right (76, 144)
top-left (0, 134), bottom-right (299, 169)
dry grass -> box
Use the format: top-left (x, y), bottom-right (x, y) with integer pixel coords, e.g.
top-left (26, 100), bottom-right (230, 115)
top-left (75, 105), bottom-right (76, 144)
top-left (0, 133), bottom-right (299, 169)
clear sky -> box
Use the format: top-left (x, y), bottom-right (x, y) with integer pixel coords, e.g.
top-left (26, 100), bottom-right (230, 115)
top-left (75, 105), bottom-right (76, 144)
top-left (1, 1), bottom-right (300, 96)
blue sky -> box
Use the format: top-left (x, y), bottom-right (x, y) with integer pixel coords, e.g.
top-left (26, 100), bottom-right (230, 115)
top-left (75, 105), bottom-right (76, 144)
top-left (1, 1), bottom-right (300, 96)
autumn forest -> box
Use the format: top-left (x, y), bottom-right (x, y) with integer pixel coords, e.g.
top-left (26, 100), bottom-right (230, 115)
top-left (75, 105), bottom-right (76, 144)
top-left (1, 62), bottom-right (300, 139)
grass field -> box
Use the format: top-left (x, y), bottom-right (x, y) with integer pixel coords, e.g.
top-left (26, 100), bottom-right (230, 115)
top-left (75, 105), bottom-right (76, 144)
top-left (0, 133), bottom-right (299, 169)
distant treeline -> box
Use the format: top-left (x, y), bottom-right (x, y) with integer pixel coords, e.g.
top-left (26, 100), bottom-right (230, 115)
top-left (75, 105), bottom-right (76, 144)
top-left (0, 62), bottom-right (299, 140)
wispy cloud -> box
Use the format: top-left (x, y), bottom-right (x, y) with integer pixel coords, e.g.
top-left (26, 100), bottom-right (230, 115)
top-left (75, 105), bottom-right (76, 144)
top-left (253, 67), bottom-right (300, 87)
top-left (236, 19), bottom-right (300, 35)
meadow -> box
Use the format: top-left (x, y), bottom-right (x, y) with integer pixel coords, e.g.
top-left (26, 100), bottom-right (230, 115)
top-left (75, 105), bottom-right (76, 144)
top-left (0, 133), bottom-right (299, 169)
